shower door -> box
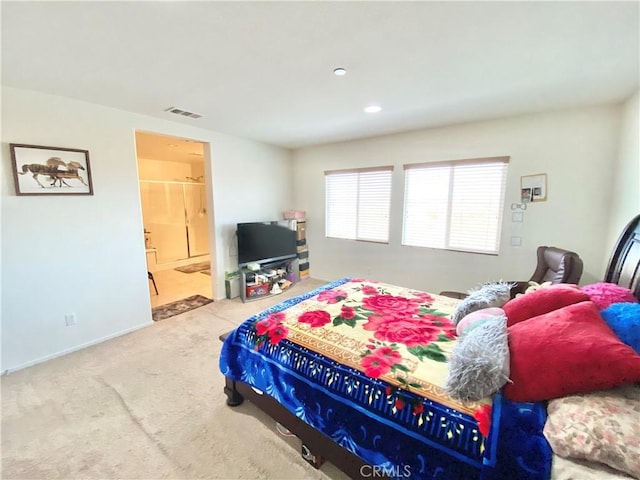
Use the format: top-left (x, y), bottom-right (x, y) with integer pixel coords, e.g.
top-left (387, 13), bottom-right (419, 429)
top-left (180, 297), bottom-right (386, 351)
top-left (139, 181), bottom-right (209, 264)
top-left (184, 183), bottom-right (210, 257)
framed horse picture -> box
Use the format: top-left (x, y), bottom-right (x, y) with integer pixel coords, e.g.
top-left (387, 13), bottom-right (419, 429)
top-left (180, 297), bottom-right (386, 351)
top-left (10, 144), bottom-right (94, 196)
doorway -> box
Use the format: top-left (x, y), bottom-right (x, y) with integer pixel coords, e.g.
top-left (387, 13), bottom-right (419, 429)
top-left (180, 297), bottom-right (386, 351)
top-left (135, 131), bottom-right (213, 308)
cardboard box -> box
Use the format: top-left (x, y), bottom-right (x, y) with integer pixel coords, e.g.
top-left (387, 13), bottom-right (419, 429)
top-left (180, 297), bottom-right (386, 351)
top-left (246, 284), bottom-right (270, 298)
top-left (296, 221), bottom-right (306, 241)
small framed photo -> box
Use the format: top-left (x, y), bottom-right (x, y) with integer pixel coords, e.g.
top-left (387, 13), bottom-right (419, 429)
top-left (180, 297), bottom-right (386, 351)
top-left (10, 144), bottom-right (93, 196)
top-left (520, 173), bottom-right (547, 202)
top-left (520, 187), bottom-right (533, 203)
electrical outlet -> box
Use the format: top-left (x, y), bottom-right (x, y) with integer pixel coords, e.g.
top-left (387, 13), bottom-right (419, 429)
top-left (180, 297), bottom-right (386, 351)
top-left (65, 313), bottom-right (77, 326)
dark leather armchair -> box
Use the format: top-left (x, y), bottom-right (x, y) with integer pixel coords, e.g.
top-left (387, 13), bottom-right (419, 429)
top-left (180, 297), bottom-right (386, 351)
top-left (440, 246), bottom-right (584, 299)
top-left (509, 246), bottom-right (584, 296)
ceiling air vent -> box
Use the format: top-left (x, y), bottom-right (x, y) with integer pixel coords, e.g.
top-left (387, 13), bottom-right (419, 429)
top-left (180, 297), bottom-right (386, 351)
top-left (164, 106), bottom-right (203, 119)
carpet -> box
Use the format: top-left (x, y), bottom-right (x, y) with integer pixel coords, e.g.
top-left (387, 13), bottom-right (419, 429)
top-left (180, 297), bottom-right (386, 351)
top-left (0, 278), bottom-right (345, 480)
top-left (174, 262), bottom-right (210, 274)
top-left (152, 294), bottom-right (213, 321)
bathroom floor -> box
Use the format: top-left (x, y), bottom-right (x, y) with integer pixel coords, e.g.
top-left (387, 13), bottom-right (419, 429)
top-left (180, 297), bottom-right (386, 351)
top-left (148, 267), bottom-right (213, 308)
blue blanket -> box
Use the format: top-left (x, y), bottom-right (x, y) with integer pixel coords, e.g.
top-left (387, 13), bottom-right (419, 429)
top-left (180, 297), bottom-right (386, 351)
top-left (219, 279), bottom-right (552, 479)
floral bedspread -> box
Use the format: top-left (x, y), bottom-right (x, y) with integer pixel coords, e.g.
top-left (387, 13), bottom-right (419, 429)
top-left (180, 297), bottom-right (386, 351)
top-left (219, 278), bottom-right (552, 480)
top-left (252, 277), bottom-right (487, 415)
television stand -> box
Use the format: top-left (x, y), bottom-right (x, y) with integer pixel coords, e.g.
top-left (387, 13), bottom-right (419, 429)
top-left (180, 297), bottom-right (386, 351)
top-left (239, 257), bottom-right (297, 303)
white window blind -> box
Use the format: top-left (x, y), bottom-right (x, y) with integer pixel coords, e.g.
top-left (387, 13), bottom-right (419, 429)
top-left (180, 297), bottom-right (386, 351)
top-left (325, 167), bottom-right (393, 243)
top-left (402, 157), bottom-right (509, 254)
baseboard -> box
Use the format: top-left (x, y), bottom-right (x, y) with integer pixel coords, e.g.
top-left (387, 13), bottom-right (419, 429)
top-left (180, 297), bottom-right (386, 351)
top-left (2, 321), bottom-right (154, 375)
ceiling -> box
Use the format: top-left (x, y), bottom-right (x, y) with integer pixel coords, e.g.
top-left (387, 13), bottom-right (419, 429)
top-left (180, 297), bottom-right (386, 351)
top-left (2, 2), bottom-right (638, 150)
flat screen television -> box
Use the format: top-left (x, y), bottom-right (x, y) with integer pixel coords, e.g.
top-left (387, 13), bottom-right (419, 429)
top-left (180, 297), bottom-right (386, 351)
top-left (237, 222), bottom-right (297, 267)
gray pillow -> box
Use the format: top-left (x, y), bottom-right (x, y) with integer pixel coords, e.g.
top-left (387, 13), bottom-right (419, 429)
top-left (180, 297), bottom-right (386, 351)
top-left (451, 281), bottom-right (512, 325)
top-left (445, 315), bottom-right (510, 403)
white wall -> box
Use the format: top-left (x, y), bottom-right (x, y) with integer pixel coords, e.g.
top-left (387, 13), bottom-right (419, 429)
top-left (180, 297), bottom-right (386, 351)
top-left (606, 91), bottom-right (640, 265)
top-left (1, 87), bottom-right (292, 372)
top-left (292, 104), bottom-right (622, 294)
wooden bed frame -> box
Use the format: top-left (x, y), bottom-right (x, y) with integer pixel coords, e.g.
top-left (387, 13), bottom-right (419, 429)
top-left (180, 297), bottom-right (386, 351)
top-left (220, 214), bottom-right (640, 479)
top-left (604, 214), bottom-right (640, 299)
top-left (222, 372), bottom-right (373, 478)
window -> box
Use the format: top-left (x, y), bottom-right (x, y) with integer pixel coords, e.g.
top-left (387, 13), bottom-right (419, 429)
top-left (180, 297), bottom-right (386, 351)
top-left (402, 157), bottom-right (509, 254)
top-left (325, 166), bottom-right (393, 243)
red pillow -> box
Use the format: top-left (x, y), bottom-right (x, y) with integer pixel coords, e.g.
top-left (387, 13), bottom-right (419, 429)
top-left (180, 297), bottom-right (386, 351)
top-left (504, 301), bottom-right (640, 402)
top-left (503, 284), bottom-right (590, 327)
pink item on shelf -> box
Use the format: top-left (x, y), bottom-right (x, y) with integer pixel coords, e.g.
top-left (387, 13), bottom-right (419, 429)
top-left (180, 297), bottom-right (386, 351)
top-left (283, 210), bottom-right (306, 220)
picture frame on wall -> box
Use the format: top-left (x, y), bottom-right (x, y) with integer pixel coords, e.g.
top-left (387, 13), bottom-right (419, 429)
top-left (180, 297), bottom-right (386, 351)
top-left (520, 173), bottom-right (547, 202)
top-left (10, 143), bottom-right (94, 196)
top-left (520, 187), bottom-right (533, 203)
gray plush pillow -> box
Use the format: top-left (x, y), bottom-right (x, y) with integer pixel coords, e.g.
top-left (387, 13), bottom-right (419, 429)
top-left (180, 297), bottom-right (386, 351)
top-left (451, 281), bottom-right (512, 325)
top-left (445, 315), bottom-right (510, 403)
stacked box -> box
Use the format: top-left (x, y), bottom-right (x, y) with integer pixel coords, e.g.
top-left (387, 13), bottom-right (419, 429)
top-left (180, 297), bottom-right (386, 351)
top-left (296, 221), bottom-right (306, 241)
top-left (297, 247), bottom-right (309, 262)
top-left (299, 261), bottom-right (310, 279)
top-left (295, 221), bottom-right (309, 278)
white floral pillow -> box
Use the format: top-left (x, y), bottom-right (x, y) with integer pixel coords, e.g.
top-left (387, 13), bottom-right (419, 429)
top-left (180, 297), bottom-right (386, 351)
top-left (544, 385), bottom-right (640, 479)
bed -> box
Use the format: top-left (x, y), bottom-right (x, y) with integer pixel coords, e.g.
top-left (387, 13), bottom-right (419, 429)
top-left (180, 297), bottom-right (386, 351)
top-left (219, 214), bottom-right (640, 480)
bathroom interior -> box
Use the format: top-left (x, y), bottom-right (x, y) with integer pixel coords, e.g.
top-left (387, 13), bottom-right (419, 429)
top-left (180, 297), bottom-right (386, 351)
top-left (135, 131), bottom-right (213, 308)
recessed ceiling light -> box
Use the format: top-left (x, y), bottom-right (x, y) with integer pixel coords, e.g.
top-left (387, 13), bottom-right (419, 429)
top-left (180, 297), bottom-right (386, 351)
top-left (364, 105), bottom-right (382, 113)
top-left (333, 67), bottom-right (347, 76)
